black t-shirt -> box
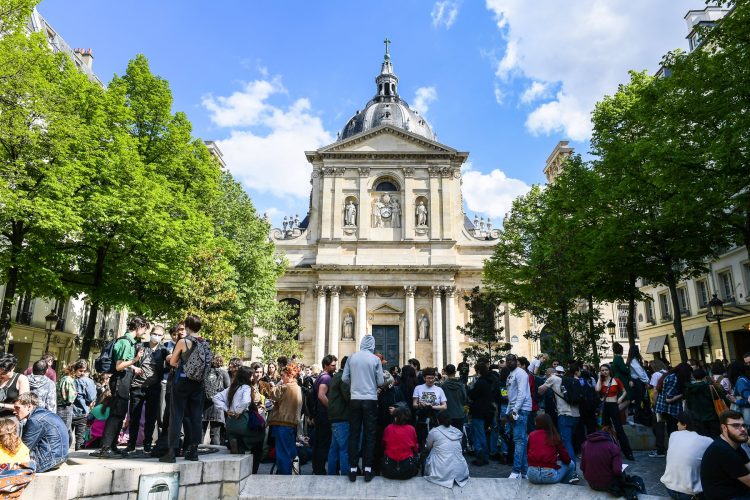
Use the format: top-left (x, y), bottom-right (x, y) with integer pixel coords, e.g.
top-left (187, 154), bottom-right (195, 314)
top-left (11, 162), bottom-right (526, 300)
top-left (700, 438), bottom-right (750, 500)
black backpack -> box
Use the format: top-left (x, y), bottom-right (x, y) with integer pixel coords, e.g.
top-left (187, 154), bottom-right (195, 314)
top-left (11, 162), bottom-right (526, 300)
top-left (94, 335), bottom-right (135, 374)
top-left (204, 367), bottom-right (225, 404)
top-left (560, 376), bottom-right (585, 406)
top-left (303, 378), bottom-right (318, 419)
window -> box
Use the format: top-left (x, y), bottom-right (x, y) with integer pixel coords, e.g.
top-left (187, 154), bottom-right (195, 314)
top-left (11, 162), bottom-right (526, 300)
top-left (695, 279), bottom-right (709, 309)
top-left (375, 180), bottom-right (398, 192)
top-left (645, 299), bottom-right (656, 324)
top-left (743, 262), bottom-right (750, 298)
top-left (677, 287), bottom-right (690, 315)
top-left (617, 304), bottom-right (629, 339)
top-left (718, 270), bottom-right (734, 302)
top-left (659, 292), bottom-right (671, 320)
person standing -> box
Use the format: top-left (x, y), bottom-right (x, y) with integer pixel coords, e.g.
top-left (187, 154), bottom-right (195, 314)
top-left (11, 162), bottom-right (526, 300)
top-left (505, 354), bottom-right (532, 479)
top-left (151, 322), bottom-right (185, 457)
top-left (97, 316), bottom-right (146, 459)
top-left (202, 355), bottom-right (231, 446)
top-left (56, 364), bottom-right (77, 448)
top-left (70, 360), bottom-right (96, 451)
top-left (327, 356), bottom-right (350, 476)
top-left (342, 335), bottom-right (384, 482)
top-left (439, 364), bottom-right (467, 435)
top-left (528, 353), bottom-right (548, 376)
top-left (468, 362), bottom-right (493, 466)
top-left (312, 354), bottom-right (337, 475)
top-left (596, 363), bottom-right (634, 461)
top-left (412, 367), bottom-right (448, 449)
top-left (685, 368), bottom-right (724, 438)
top-left (259, 363), bottom-right (303, 475)
top-left (23, 352), bottom-right (56, 382)
top-left (700, 410), bottom-right (750, 500)
top-left (129, 325), bottom-right (169, 452)
top-left (611, 342), bottom-right (632, 417)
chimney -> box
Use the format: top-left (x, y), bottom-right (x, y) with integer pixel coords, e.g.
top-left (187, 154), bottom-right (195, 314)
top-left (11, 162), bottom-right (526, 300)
top-left (73, 48), bottom-right (94, 71)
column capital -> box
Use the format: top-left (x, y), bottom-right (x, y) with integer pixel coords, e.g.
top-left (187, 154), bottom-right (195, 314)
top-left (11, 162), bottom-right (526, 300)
top-left (355, 285), bottom-right (369, 297)
top-left (431, 285), bottom-right (443, 297)
top-left (313, 284), bottom-right (327, 296)
top-left (404, 285), bottom-right (417, 297)
top-left (358, 167), bottom-right (370, 177)
top-left (444, 286), bottom-right (457, 297)
top-left (327, 285), bottom-right (341, 296)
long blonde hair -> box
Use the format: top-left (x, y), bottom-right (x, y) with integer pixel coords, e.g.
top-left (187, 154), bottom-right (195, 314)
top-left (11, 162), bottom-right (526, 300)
top-left (0, 417), bottom-right (21, 454)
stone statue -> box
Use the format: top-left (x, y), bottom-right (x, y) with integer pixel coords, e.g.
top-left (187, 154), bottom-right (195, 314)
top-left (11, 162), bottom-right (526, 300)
top-left (416, 201), bottom-right (428, 226)
top-left (391, 198), bottom-right (401, 228)
top-left (343, 313), bottom-right (354, 339)
top-left (345, 200), bottom-right (357, 226)
top-left (419, 314), bottom-right (430, 340)
top-left (372, 198), bottom-right (384, 228)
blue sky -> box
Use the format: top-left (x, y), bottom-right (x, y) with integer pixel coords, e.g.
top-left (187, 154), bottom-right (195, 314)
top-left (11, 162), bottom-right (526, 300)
top-left (37, 0), bottom-right (698, 226)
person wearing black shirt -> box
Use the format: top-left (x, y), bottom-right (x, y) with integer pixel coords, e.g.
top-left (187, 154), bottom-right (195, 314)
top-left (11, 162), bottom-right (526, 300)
top-left (700, 410), bottom-right (750, 500)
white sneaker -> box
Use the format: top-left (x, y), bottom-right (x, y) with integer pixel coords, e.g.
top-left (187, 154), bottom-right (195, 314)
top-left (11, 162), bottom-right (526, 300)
top-left (508, 472), bottom-right (521, 479)
top-left (521, 474), bottom-right (528, 480)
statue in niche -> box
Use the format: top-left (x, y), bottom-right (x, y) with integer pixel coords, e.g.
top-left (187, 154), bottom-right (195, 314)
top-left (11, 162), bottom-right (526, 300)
top-left (372, 197), bottom-right (384, 228)
top-left (344, 200), bottom-right (357, 226)
top-left (416, 201), bottom-right (428, 226)
top-left (371, 193), bottom-right (401, 228)
top-left (419, 313), bottom-right (430, 340)
top-left (343, 313), bottom-right (354, 339)
top-left (391, 198), bottom-right (401, 228)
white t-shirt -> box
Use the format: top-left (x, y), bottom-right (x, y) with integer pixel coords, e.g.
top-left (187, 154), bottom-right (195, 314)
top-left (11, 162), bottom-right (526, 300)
top-left (650, 369), bottom-right (667, 388)
top-left (660, 430), bottom-right (714, 495)
top-left (413, 384), bottom-right (447, 407)
top-left (529, 358), bottom-right (542, 375)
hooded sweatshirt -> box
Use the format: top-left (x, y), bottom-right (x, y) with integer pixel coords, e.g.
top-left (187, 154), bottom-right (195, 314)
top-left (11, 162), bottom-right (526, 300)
top-left (441, 377), bottom-right (467, 420)
top-left (342, 335), bottom-right (384, 401)
top-left (28, 374), bottom-right (56, 411)
top-left (580, 431), bottom-right (622, 489)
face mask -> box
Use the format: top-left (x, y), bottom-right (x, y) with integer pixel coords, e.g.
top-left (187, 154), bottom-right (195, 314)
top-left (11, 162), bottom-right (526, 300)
top-left (150, 335), bottom-right (163, 344)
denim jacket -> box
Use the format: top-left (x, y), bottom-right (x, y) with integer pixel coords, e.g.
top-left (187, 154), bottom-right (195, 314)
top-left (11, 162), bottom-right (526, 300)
top-left (73, 376), bottom-right (97, 417)
top-left (734, 376), bottom-right (750, 408)
top-left (21, 406), bottom-right (69, 472)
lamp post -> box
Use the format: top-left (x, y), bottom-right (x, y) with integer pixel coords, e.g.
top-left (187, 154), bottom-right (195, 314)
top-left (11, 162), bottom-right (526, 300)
top-left (709, 294), bottom-right (728, 362)
top-left (607, 320), bottom-right (616, 358)
top-left (44, 311), bottom-right (59, 353)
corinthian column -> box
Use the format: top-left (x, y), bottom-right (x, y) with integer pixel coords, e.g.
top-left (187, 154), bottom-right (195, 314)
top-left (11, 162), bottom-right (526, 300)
top-left (314, 285), bottom-right (327, 366)
top-left (431, 286), bottom-right (444, 368)
top-left (404, 286), bottom-right (417, 361)
top-left (355, 285), bottom-right (369, 346)
top-left (444, 286), bottom-right (457, 365)
top-left (328, 286), bottom-right (341, 358)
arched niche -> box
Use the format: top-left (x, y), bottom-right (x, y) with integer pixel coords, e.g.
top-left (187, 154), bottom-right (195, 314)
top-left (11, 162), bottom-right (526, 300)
top-left (415, 195), bottom-right (429, 231)
top-left (341, 308), bottom-right (356, 341)
top-left (370, 176), bottom-right (402, 229)
top-left (416, 308), bottom-right (431, 341)
top-left (343, 195), bottom-right (358, 228)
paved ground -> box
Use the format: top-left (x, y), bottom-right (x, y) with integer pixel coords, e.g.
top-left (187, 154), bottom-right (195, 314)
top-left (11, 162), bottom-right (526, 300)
top-left (257, 449), bottom-right (668, 497)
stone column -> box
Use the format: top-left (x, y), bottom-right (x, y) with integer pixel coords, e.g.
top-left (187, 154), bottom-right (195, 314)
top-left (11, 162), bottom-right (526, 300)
top-left (328, 286), bottom-right (341, 358)
top-left (355, 285), bottom-right (368, 345)
top-left (404, 286), bottom-right (417, 361)
top-left (444, 286), bottom-right (457, 365)
top-left (314, 285), bottom-right (327, 366)
top-left (431, 286), bottom-right (444, 368)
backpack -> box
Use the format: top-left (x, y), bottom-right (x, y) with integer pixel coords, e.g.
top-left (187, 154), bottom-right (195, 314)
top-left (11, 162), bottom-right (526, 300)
top-left (95, 335), bottom-right (136, 374)
top-left (560, 376), bottom-right (585, 406)
top-left (303, 379), bottom-right (318, 419)
top-left (204, 367), bottom-right (225, 403)
top-left (182, 337), bottom-right (213, 382)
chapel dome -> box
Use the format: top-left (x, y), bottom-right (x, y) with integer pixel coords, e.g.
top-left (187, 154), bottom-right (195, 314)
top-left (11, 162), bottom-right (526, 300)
top-left (339, 41), bottom-right (436, 142)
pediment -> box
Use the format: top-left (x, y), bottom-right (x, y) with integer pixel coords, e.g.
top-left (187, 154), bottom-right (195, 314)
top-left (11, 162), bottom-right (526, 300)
top-left (318, 125), bottom-right (455, 154)
top-left (369, 303), bottom-right (404, 315)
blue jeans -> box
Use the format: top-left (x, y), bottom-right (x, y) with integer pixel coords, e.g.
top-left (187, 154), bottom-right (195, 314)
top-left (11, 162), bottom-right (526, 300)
top-left (527, 462), bottom-right (573, 484)
top-left (271, 425), bottom-right (297, 475)
top-left (471, 417), bottom-right (489, 459)
top-left (328, 421), bottom-right (349, 475)
top-left (511, 409), bottom-right (529, 474)
top-left (488, 414), bottom-right (499, 455)
top-left (168, 379), bottom-right (203, 448)
top-left (557, 414), bottom-right (579, 469)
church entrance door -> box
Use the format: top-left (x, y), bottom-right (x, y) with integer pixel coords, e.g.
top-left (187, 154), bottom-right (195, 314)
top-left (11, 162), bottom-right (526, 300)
top-left (372, 325), bottom-right (399, 370)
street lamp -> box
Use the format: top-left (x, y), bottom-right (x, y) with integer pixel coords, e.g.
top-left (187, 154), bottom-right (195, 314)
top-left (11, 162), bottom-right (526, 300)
top-left (607, 319), bottom-right (616, 356)
top-left (44, 310), bottom-right (59, 353)
top-left (709, 294), bottom-right (728, 361)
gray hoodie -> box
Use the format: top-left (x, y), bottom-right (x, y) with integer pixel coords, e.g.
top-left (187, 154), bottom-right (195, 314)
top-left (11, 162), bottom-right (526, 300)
top-left (342, 335), bottom-right (384, 401)
top-left (28, 374), bottom-right (56, 411)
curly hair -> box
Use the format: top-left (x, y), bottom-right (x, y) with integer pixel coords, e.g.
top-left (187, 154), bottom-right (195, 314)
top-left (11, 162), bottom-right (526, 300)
top-left (0, 417), bottom-right (21, 454)
top-left (211, 355), bottom-right (225, 368)
top-left (0, 353), bottom-right (18, 373)
top-left (282, 362), bottom-right (300, 378)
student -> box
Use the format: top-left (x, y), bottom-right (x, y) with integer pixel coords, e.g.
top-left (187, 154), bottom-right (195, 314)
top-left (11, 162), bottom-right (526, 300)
top-left (423, 410), bottom-right (469, 488)
top-left (13, 392), bottom-right (69, 472)
top-left (0, 417), bottom-right (34, 498)
top-left (660, 410), bottom-right (713, 500)
top-left (505, 354), bottom-right (532, 478)
top-left (327, 356), bottom-right (350, 476)
top-left (259, 363), bottom-right (303, 475)
top-left (700, 410), bottom-right (750, 500)
top-left (526, 413), bottom-right (573, 484)
top-left (380, 406), bottom-right (419, 479)
top-left (596, 363), bottom-right (634, 460)
top-left (412, 367), bottom-right (447, 448)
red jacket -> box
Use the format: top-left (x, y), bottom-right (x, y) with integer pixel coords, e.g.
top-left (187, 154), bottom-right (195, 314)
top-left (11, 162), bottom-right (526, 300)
top-left (382, 423), bottom-right (418, 461)
top-left (527, 430), bottom-right (570, 469)
top-left (581, 431), bottom-right (623, 489)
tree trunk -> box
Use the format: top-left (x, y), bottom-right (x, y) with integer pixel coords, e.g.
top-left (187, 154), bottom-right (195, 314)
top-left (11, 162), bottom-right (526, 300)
top-left (79, 246), bottom-right (107, 359)
top-left (627, 273), bottom-right (637, 348)
top-left (587, 294), bottom-right (600, 366)
top-left (666, 269), bottom-right (688, 362)
top-left (560, 304), bottom-right (572, 361)
top-left (0, 222), bottom-right (24, 353)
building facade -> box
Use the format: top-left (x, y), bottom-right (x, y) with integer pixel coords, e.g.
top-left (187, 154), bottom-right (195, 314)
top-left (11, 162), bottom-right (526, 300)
top-left (269, 47), bottom-right (537, 368)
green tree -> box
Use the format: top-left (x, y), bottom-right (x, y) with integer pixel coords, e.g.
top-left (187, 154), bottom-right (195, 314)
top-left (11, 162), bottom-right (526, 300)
top-left (254, 301), bottom-right (303, 365)
top-left (458, 287), bottom-right (510, 365)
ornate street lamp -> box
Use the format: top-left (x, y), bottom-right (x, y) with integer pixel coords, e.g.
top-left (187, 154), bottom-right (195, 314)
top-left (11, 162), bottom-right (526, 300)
top-left (44, 310), bottom-right (59, 353)
top-left (709, 294), bottom-right (728, 361)
top-left (607, 319), bottom-right (616, 355)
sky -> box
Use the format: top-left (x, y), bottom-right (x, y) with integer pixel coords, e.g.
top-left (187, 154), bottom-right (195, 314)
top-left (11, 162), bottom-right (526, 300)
top-left (37, 0), bottom-right (699, 226)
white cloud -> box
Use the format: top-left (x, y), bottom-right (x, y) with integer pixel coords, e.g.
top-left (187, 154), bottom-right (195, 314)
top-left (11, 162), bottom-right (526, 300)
top-left (202, 76), bottom-right (334, 199)
top-left (486, 0), bottom-right (696, 140)
top-left (520, 81), bottom-right (551, 104)
top-left (431, 1), bottom-right (461, 29)
top-left (462, 164), bottom-right (531, 219)
top-left (412, 86), bottom-right (438, 115)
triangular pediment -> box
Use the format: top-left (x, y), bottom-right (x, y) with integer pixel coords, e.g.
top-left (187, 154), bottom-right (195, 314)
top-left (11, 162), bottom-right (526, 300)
top-left (369, 303), bottom-right (404, 315)
top-left (319, 125), bottom-right (456, 154)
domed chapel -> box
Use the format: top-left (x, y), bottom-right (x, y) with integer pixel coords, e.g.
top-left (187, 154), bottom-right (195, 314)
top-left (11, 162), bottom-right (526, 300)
top-left (269, 41), bottom-right (515, 368)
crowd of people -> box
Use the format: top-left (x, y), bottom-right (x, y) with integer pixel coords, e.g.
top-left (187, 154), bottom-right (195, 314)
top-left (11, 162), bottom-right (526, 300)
top-left (4, 315), bottom-right (750, 500)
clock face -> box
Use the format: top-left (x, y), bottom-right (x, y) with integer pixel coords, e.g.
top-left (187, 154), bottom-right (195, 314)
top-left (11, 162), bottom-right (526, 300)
top-left (380, 206), bottom-right (392, 219)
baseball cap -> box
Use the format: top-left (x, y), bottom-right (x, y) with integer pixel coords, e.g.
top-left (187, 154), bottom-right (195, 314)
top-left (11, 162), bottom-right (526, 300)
top-left (555, 365), bottom-right (565, 374)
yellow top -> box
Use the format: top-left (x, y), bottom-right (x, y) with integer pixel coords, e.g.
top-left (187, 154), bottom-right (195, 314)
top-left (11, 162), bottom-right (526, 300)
top-left (0, 442), bottom-right (30, 465)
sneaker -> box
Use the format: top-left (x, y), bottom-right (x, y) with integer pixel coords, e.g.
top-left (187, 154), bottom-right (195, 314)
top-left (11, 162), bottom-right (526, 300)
top-left (348, 469), bottom-right (357, 482)
top-left (97, 449), bottom-right (125, 460)
top-left (520, 474), bottom-right (528, 480)
top-left (569, 473), bottom-right (580, 484)
top-left (508, 472), bottom-right (521, 479)
top-left (648, 450), bottom-right (665, 458)
top-left (143, 444), bottom-right (152, 453)
top-left (364, 470), bottom-right (374, 482)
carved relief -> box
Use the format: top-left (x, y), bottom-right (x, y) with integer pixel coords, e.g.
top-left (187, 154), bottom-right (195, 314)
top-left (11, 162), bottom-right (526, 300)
top-left (358, 167), bottom-right (370, 177)
top-left (371, 193), bottom-right (401, 228)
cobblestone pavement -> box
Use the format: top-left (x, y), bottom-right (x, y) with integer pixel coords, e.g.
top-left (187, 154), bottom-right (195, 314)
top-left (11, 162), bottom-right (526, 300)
top-left (258, 449), bottom-right (668, 497)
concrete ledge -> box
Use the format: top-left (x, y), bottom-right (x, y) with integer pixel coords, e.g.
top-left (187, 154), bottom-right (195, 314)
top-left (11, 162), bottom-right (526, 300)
top-left (21, 447), bottom-right (253, 500)
top-left (239, 476), bottom-right (667, 500)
